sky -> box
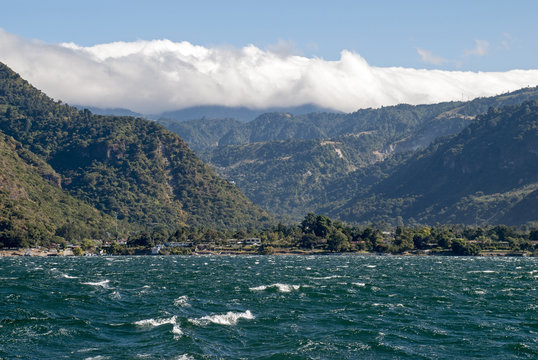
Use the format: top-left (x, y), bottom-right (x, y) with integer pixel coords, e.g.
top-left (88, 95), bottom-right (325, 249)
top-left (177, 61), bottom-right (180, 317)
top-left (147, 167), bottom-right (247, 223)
top-left (0, 0), bottom-right (537, 114)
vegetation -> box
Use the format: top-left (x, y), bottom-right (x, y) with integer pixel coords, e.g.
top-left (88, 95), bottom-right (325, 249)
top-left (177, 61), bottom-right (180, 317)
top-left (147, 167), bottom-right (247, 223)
top-left (0, 132), bottom-right (119, 248)
top-left (0, 62), bottom-right (271, 235)
top-left (61, 213), bottom-right (538, 257)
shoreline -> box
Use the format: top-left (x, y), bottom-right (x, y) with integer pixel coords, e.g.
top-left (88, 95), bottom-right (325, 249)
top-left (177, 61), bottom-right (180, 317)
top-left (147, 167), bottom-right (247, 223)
top-left (0, 248), bottom-right (534, 258)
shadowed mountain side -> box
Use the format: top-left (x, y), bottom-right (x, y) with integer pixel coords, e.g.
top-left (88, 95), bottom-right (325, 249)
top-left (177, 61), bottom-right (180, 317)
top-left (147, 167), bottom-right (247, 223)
top-left (333, 101), bottom-right (538, 225)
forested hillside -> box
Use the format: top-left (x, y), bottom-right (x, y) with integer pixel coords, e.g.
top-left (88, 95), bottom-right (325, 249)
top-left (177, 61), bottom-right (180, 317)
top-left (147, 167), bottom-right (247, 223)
top-left (0, 132), bottom-right (119, 247)
top-left (0, 62), bottom-right (271, 232)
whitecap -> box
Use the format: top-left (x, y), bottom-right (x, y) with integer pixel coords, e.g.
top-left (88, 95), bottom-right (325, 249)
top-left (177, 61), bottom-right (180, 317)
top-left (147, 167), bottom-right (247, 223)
top-left (83, 356), bottom-right (110, 360)
top-left (174, 355), bottom-right (194, 360)
top-left (83, 280), bottom-right (110, 288)
top-left (365, 265), bottom-right (376, 268)
top-left (109, 291), bottom-right (121, 299)
top-left (173, 295), bottom-right (190, 307)
top-left (62, 273), bottom-right (78, 279)
top-left (189, 310), bottom-right (254, 326)
top-left (172, 324), bottom-right (183, 338)
top-left (134, 315), bottom-right (177, 328)
top-left (249, 283), bottom-right (301, 292)
top-left (318, 275), bottom-right (344, 280)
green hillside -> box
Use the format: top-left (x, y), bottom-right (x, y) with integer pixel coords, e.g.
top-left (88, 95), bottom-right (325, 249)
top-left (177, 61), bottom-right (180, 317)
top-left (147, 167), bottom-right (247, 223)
top-left (0, 62), bottom-right (271, 231)
top-left (0, 132), bottom-right (120, 247)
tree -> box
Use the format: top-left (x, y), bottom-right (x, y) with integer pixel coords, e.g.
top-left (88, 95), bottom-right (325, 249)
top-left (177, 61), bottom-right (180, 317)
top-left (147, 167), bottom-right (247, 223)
top-left (128, 231), bottom-right (154, 248)
top-left (451, 238), bottom-right (480, 256)
top-left (300, 213), bottom-right (333, 237)
top-left (298, 233), bottom-right (317, 249)
top-left (327, 230), bottom-right (351, 252)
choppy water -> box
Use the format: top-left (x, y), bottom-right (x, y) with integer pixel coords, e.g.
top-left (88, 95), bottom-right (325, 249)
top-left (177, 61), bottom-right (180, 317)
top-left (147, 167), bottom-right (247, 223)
top-left (1, 255), bottom-right (537, 359)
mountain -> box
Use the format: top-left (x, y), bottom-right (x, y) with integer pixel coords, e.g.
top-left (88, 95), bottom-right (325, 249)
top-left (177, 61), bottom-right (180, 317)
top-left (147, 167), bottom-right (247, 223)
top-left (162, 87), bottom-right (538, 154)
top-left (158, 117), bottom-right (243, 153)
top-left (333, 101), bottom-right (538, 225)
top-left (73, 106), bottom-right (145, 118)
top-left (165, 87), bottom-right (538, 221)
top-left (0, 62), bottom-right (271, 231)
top-left (0, 132), bottom-right (119, 247)
top-left (159, 104), bottom-right (340, 123)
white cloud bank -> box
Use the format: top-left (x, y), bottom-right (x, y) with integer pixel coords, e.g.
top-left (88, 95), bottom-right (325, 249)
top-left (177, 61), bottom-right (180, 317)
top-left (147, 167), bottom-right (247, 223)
top-left (0, 29), bottom-right (537, 114)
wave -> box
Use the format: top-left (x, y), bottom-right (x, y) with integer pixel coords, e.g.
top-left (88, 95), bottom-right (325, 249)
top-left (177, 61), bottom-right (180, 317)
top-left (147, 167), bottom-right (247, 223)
top-left (134, 315), bottom-right (177, 328)
top-left (249, 283), bottom-right (301, 292)
top-left (82, 280), bottom-right (110, 288)
top-left (189, 310), bottom-right (254, 326)
top-left (173, 355), bottom-right (194, 360)
top-left (61, 273), bottom-right (78, 279)
top-left (133, 315), bottom-right (183, 337)
top-left (173, 295), bottom-right (190, 307)
top-left (310, 275), bottom-right (345, 280)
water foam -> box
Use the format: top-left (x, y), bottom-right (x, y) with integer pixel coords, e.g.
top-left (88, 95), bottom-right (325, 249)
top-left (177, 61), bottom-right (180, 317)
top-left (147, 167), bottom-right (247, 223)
top-left (189, 310), bottom-right (254, 326)
top-left (134, 315), bottom-right (177, 328)
top-left (82, 280), bottom-right (110, 288)
top-left (61, 273), bottom-right (78, 279)
top-left (134, 315), bottom-right (183, 337)
top-left (249, 283), bottom-right (301, 292)
top-left (173, 295), bottom-right (190, 307)
top-left (174, 355), bottom-right (194, 360)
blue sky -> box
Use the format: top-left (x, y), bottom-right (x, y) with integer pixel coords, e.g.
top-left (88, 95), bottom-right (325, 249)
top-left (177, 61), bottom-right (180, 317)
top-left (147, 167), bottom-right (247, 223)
top-left (1, 0), bottom-right (536, 71)
top-left (0, 1), bottom-right (537, 113)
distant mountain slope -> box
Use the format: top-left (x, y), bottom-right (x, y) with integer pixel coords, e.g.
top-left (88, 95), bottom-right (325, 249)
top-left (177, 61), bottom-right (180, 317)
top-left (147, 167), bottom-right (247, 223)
top-left (0, 62), bottom-right (271, 230)
top-left (73, 105), bottom-right (145, 118)
top-left (334, 101), bottom-right (538, 225)
top-left (0, 132), bottom-right (118, 247)
top-left (160, 104), bottom-right (339, 123)
top-left (158, 117), bottom-right (243, 153)
top-left (180, 87), bottom-right (538, 220)
top-left (162, 87), bottom-right (538, 154)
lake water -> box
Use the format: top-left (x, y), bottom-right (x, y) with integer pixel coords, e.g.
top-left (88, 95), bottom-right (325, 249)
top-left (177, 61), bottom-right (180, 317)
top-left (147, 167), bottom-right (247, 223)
top-left (1, 255), bottom-right (537, 359)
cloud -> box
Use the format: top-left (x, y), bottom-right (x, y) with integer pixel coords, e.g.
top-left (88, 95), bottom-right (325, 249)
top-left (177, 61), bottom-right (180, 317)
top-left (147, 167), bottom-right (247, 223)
top-left (265, 39), bottom-right (298, 57)
top-left (416, 48), bottom-right (447, 65)
top-left (464, 39), bottom-right (490, 56)
top-left (500, 33), bottom-right (514, 50)
top-left (0, 29), bottom-right (537, 114)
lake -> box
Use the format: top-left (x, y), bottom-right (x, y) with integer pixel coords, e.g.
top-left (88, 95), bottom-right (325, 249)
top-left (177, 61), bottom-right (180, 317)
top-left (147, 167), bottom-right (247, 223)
top-left (1, 255), bottom-right (536, 359)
